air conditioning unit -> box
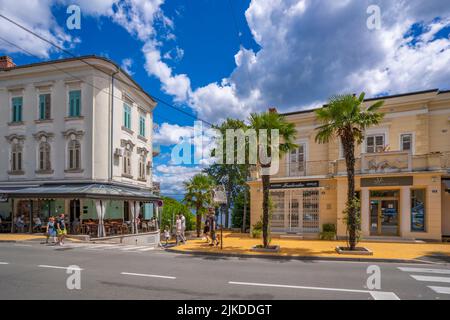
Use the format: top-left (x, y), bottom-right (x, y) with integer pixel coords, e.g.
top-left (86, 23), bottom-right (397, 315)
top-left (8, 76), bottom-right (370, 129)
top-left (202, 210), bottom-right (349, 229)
top-left (114, 148), bottom-right (123, 157)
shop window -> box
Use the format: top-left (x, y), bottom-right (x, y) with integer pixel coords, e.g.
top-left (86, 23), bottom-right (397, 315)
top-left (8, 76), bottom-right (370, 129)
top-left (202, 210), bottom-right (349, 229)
top-left (411, 189), bottom-right (426, 232)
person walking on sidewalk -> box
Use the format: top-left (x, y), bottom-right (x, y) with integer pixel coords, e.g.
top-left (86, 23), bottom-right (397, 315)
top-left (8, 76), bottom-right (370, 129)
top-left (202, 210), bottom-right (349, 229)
top-left (208, 208), bottom-right (219, 247)
top-left (175, 215), bottom-right (185, 245)
top-left (56, 213), bottom-right (67, 246)
top-left (180, 213), bottom-right (187, 243)
top-left (46, 217), bottom-right (57, 244)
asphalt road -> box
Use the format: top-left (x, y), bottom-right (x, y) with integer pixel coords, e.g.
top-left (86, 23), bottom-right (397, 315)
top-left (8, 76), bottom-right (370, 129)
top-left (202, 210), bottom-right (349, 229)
top-left (0, 241), bottom-right (449, 300)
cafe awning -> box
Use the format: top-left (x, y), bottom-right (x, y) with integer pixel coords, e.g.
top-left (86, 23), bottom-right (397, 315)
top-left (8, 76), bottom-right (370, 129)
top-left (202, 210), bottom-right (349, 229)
top-left (1, 183), bottom-right (160, 202)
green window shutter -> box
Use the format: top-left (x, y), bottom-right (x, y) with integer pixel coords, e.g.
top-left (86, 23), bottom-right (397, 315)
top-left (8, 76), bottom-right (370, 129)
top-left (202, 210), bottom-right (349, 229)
top-left (69, 90), bottom-right (81, 117)
top-left (39, 95), bottom-right (45, 120)
top-left (139, 116), bottom-right (145, 136)
top-left (12, 97), bottom-right (23, 122)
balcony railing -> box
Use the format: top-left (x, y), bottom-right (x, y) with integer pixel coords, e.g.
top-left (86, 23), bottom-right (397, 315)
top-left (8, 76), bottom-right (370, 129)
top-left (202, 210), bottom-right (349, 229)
top-left (248, 151), bottom-right (450, 180)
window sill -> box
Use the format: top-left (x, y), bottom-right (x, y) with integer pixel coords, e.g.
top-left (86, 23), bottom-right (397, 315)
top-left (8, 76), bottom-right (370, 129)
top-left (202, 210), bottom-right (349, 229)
top-left (8, 121), bottom-right (24, 127)
top-left (64, 169), bottom-right (84, 173)
top-left (122, 173), bottom-right (133, 179)
top-left (137, 135), bottom-right (148, 143)
top-left (65, 116), bottom-right (84, 121)
top-left (35, 119), bottom-right (53, 124)
top-left (8, 170), bottom-right (25, 175)
top-left (121, 126), bottom-right (134, 135)
top-left (35, 169), bottom-right (54, 174)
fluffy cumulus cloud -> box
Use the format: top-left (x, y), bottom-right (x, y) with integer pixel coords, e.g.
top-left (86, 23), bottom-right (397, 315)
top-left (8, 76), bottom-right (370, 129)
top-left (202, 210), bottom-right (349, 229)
top-left (153, 164), bottom-right (203, 196)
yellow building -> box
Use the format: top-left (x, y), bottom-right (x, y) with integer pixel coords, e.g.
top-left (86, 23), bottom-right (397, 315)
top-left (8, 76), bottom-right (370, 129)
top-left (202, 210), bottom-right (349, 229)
top-left (248, 89), bottom-right (450, 241)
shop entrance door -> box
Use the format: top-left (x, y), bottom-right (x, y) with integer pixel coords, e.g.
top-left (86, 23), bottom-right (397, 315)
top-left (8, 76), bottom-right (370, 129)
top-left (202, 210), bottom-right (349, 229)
top-left (370, 191), bottom-right (399, 236)
top-left (288, 192), bottom-right (301, 233)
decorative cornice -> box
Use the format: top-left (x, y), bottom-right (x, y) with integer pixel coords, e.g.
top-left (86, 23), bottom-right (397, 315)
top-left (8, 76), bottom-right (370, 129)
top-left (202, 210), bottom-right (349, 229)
top-left (5, 134), bottom-right (26, 143)
top-left (33, 131), bottom-right (54, 141)
top-left (62, 129), bottom-right (84, 140)
top-left (121, 139), bottom-right (135, 150)
top-left (137, 147), bottom-right (149, 155)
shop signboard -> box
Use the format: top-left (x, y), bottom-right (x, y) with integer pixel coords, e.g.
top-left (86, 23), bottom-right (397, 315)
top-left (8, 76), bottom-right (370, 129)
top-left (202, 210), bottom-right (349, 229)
top-left (361, 176), bottom-right (413, 187)
top-left (270, 181), bottom-right (319, 189)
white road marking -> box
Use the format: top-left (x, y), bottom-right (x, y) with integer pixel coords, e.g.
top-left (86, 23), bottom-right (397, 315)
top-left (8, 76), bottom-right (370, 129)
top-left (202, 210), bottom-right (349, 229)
top-left (228, 281), bottom-right (400, 300)
top-left (137, 247), bottom-right (155, 251)
top-left (369, 291), bottom-right (400, 300)
top-left (120, 272), bottom-right (176, 279)
top-left (120, 246), bottom-right (149, 251)
top-left (410, 275), bottom-right (450, 283)
top-left (0, 262), bottom-right (9, 265)
top-left (38, 265), bottom-right (83, 271)
top-left (14, 244), bottom-right (33, 247)
top-left (428, 286), bottom-right (450, 294)
top-left (398, 267), bottom-right (450, 275)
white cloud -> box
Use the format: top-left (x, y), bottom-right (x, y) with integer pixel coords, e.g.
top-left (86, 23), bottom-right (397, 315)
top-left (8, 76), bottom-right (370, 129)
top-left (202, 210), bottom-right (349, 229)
top-left (121, 57), bottom-right (134, 75)
top-left (153, 164), bottom-right (203, 195)
top-left (153, 122), bottom-right (194, 145)
top-left (0, 0), bottom-right (73, 58)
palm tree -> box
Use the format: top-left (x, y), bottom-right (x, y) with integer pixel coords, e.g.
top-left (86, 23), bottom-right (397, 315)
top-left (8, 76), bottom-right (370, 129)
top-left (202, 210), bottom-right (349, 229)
top-left (183, 173), bottom-right (215, 237)
top-left (315, 93), bottom-right (384, 250)
top-left (249, 111), bottom-right (297, 248)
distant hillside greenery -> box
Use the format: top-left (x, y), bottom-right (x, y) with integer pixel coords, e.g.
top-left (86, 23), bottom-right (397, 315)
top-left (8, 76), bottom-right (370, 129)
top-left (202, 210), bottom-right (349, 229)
top-left (160, 196), bottom-right (195, 231)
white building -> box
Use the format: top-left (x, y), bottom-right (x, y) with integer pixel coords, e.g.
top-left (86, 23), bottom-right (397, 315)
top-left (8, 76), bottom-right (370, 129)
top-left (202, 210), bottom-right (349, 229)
top-left (0, 55), bottom-right (160, 236)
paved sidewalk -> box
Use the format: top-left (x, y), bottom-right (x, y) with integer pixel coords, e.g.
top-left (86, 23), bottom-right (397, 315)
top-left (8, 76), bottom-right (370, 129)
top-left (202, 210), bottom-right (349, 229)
top-left (171, 232), bottom-right (450, 262)
top-left (0, 233), bottom-right (81, 242)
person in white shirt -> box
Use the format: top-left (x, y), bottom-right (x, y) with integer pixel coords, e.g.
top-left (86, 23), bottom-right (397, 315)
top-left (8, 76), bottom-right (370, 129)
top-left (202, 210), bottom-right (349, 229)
top-left (180, 213), bottom-right (187, 243)
top-left (175, 215), bottom-right (185, 245)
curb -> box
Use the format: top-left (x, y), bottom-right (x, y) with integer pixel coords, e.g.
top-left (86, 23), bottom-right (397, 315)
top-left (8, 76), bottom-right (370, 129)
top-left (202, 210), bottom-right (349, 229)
top-left (165, 248), bottom-right (438, 264)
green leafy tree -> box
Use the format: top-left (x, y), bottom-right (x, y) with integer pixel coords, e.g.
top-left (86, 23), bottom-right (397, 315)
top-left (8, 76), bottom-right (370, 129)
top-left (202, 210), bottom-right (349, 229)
top-left (183, 173), bottom-right (215, 237)
top-left (315, 93), bottom-right (384, 250)
top-left (248, 111), bottom-right (297, 248)
top-left (160, 197), bottom-right (195, 232)
top-left (204, 118), bottom-right (250, 228)
top-left (231, 188), bottom-right (250, 230)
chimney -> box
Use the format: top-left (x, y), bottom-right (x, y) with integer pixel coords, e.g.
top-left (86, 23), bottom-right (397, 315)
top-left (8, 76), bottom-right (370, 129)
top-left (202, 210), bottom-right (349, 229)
top-left (0, 56), bottom-right (16, 70)
top-left (268, 107), bottom-right (278, 113)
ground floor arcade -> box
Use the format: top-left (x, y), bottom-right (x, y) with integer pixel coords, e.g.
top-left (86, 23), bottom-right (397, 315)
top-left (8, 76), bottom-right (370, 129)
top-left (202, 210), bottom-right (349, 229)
top-left (0, 183), bottom-right (161, 238)
top-left (249, 173), bottom-right (450, 241)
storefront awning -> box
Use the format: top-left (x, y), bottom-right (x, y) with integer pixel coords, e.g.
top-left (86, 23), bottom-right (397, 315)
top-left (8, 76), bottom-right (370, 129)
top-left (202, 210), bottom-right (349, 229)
top-left (1, 183), bottom-right (160, 202)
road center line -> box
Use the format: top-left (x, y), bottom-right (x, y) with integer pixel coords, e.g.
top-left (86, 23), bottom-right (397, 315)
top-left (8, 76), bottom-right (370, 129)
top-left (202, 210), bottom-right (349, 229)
top-left (228, 281), bottom-right (400, 300)
top-left (121, 272), bottom-right (176, 279)
top-left (38, 265), bottom-right (83, 271)
top-left (0, 262), bottom-right (9, 265)
top-left (14, 244), bottom-right (33, 247)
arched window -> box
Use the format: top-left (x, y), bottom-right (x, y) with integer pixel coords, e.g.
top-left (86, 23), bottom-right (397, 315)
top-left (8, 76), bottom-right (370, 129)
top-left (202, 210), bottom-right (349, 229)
top-left (11, 142), bottom-right (23, 172)
top-left (39, 141), bottom-right (51, 171)
top-left (139, 154), bottom-right (146, 180)
top-left (68, 140), bottom-right (81, 170)
top-left (123, 149), bottom-right (132, 175)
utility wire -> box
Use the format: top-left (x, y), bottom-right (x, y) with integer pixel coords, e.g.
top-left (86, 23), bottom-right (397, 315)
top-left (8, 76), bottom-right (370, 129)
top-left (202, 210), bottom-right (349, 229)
top-left (0, 13), bottom-right (214, 127)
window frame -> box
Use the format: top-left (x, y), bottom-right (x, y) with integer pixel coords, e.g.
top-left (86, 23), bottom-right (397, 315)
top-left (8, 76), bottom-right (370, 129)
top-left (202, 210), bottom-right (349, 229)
top-left (139, 114), bottom-right (146, 137)
top-left (68, 139), bottom-right (81, 170)
top-left (11, 96), bottom-right (23, 123)
top-left (11, 142), bottom-right (23, 172)
top-left (410, 188), bottom-right (426, 232)
top-left (400, 133), bottom-right (414, 154)
top-left (365, 134), bottom-right (385, 153)
top-left (38, 93), bottom-right (51, 120)
top-left (123, 103), bottom-right (132, 130)
top-left (68, 90), bottom-right (81, 117)
top-left (38, 141), bottom-right (52, 171)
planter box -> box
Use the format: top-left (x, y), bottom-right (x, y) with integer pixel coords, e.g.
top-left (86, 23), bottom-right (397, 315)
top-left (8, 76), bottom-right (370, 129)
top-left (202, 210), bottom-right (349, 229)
top-left (251, 245), bottom-right (280, 253)
top-left (335, 246), bottom-right (373, 255)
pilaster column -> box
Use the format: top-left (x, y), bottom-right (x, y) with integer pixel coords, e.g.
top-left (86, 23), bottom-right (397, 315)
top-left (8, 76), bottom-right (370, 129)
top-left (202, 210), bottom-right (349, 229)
top-left (361, 188), bottom-right (370, 237)
top-left (400, 187), bottom-right (411, 237)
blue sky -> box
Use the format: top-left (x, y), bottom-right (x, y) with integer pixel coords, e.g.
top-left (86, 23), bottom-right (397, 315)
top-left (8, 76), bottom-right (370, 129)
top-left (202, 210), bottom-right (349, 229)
top-left (0, 0), bottom-right (449, 198)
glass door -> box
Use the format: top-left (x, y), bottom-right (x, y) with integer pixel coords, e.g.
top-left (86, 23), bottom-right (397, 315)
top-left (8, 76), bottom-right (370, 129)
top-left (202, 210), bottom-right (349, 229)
top-left (380, 200), bottom-right (399, 236)
top-left (369, 192), bottom-right (399, 236)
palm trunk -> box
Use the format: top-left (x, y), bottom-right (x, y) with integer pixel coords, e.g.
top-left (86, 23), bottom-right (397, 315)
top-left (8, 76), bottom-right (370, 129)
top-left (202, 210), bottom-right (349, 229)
top-left (343, 132), bottom-right (356, 250)
top-left (262, 173), bottom-right (270, 248)
top-left (242, 189), bottom-right (247, 233)
top-left (196, 205), bottom-right (202, 237)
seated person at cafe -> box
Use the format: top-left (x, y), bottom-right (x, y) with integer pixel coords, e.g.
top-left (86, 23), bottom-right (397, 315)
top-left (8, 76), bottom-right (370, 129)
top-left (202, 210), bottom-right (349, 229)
top-left (33, 215), bottom-right (43, 232)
